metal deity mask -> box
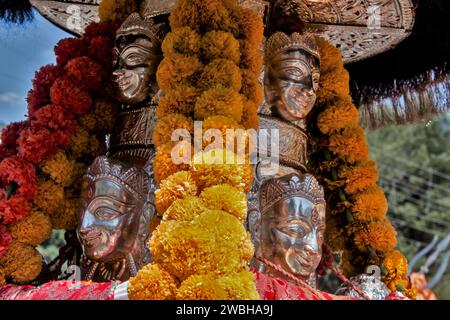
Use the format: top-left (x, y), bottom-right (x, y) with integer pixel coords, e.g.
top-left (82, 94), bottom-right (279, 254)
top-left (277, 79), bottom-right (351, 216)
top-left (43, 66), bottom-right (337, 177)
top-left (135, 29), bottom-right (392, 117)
top-left (77, 156), bottom-right (152, 266)
top-left (259, 173), bottom-right (325, 279)
top-left (112, 12), bottom-right (167, 104)
top-left (264, 32), bottom-right (320, 121)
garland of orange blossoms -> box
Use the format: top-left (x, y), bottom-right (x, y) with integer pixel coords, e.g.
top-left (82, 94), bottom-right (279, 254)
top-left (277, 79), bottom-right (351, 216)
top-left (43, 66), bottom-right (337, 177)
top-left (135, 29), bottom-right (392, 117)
top-left (0, 22), bottom-right (118, 286)
top-left (307, 38), bottom-right (415, 298)
top-left (127, 0), bottom-right (262, 300)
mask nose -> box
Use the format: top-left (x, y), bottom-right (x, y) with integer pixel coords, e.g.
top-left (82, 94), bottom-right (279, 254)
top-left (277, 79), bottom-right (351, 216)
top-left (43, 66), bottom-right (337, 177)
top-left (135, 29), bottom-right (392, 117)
top-left (112, 69), bottom-right (125, 81)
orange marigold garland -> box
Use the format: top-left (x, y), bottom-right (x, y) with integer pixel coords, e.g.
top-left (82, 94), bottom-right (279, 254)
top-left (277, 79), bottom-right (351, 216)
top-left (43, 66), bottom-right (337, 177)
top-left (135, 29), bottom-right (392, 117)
top-left (308, 38), bottom-right (412, 297)
top-left (128, 0), bottom-right (262, 300)
top-left (0, 21), bottom-right (119, 284)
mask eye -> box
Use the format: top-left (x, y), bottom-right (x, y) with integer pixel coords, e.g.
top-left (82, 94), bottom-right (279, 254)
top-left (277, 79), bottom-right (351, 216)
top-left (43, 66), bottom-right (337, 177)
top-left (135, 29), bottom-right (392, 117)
top-left (279, 223), bottom-right (306, 238)
top-left (94, 207), bottom-right (120, 220)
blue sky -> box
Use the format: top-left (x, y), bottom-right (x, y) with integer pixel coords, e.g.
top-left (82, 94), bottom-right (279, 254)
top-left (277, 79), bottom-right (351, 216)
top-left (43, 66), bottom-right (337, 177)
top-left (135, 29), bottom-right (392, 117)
top-left (0, 9), bottom-right (69, 125)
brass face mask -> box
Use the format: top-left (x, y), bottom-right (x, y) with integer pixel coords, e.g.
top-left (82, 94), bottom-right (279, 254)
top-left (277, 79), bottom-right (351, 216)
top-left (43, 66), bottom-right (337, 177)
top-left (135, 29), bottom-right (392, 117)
top-left (77, 156), bottom-right (151, 264)
top-left (112, 36), bottom-right (162, 104)
top-left (258, 173), bottom-right (326, 280)
top-left (265, 49), bottom-right (320, 121)
top-left (264, 197), bottom-right (325, 277)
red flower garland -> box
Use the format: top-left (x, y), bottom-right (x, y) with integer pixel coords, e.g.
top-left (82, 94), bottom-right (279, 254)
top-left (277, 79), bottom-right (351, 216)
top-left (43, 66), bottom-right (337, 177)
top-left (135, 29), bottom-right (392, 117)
top-left (0, 225), bottom-right (12, 259)
top-left (0, 21), bottom-right (118, 276)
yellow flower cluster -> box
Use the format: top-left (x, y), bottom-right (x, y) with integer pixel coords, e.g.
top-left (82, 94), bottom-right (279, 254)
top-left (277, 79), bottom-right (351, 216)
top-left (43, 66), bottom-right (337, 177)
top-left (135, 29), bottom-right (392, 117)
top-left (308, 37), bottom-right (409, 291)
top-left (0, 242), bottom-right (42, 283)
top-left (129, 0), bottom-right (262, 300)
top-left (11, 210), bottom-right (52, 246)
top-left (176, 270), bottom-right (259, 300)
top-left (128, 264), bottom-right (178, 300)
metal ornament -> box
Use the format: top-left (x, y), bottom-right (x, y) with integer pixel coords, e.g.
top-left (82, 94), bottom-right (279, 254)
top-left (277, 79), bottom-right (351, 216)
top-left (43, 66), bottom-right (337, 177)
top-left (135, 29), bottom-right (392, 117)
top-left (335, 274), bottom-right (391, 300)
top-left (255, 173), bottom-right (326, 287)
top-left (77, 156), bottom-right (155, 282)
top-left (264, 32), bottom-right (320, 122)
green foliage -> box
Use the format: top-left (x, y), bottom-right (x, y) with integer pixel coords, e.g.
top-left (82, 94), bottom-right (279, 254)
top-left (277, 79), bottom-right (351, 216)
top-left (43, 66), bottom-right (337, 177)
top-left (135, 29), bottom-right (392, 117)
top-left (367, 113), bottom-right (450, 299)
top-left (37, 230), bottom-right (66, 263)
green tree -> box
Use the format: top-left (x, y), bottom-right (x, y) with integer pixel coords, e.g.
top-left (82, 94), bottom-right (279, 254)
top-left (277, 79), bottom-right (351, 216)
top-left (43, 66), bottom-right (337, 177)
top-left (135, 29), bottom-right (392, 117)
top-left (367, 113), bottom-right (450, 299)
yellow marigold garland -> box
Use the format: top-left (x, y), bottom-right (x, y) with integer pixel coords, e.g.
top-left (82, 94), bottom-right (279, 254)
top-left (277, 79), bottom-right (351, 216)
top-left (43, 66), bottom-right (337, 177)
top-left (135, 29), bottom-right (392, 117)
top-left (128, 0), bottom-right (262, 300)
top-left (308, 37), bottom-right (411, 295)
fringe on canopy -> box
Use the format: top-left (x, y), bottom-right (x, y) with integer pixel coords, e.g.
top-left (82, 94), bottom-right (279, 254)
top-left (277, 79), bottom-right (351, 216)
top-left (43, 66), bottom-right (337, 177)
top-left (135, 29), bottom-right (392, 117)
top-left (0, 0), bottom-right (33, 24)
top-left (359, 74), bottom-right (450, 130)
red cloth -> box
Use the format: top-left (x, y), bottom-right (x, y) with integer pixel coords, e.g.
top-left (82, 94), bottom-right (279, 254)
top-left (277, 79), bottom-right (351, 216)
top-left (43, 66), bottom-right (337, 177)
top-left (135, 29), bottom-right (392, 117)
top-left (253, 270), bottom-right (357, 300)
top-left (0, 280), bottom-right (117, 300)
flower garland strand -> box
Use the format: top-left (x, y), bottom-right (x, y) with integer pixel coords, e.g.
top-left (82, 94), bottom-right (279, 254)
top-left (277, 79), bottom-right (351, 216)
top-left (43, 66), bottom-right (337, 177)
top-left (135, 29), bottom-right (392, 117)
top-left (0, 22), bottom-right (118, 285)
top-left (127, 0), bottom-right (263, 300)
top-left (308, 38), bottom-right (414, 298)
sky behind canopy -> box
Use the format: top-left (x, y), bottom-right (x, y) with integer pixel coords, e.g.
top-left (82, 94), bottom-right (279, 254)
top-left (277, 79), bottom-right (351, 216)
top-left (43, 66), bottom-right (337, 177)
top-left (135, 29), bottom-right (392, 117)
top-left (0, 9), bottom-right (69, 125)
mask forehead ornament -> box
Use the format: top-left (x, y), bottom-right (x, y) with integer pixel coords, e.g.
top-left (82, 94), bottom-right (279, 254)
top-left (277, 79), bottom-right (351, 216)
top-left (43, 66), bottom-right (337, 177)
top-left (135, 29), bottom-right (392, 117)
top-left (260, 173), bottom-right (325, 215)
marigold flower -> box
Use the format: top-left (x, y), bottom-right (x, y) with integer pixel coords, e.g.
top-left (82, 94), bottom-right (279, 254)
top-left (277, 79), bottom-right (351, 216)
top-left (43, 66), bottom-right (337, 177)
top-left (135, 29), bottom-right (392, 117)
top-left (1, 121), bottom-right (29, 148)
top-left (17, 127), bottom-right (58, 164)
top-left (234, 7), bottom-right (263, 48)
top-left (50, 78), bottom-right (92, 116)
top-left (0, 156), bottom-right (37, 200)
top-left (317, 98), bottom-right (359, 134)
top-left (200, 184), bottom-right (247, 222)
top-left (382, 250), bottom-right (408, 286)
top-left (239, 40), bottom-right (263, 75)
top-left (198, 59), bottom-right (242, 92)
top-left (317, 66), bottom-right (351, 104)
top-left (0, 242), bottom-right (42, 283)
top-left (351, 184), bottom-right (388, 221)
top-left (83, 21), bottom-right (118, 42)
top-left (153, 114), bottom-right (194, 147)
top-left (240, 69), bottom-right (263, 105)
top-left (241, 99), bottom-right (259, 130)
top-left (31, 65), bottom-right (63, 105)
top-left (54, 38), bottom-right (86, 67)
top-left (162, 27), bottom-right (201, 57)
top-left (195, 87), bottom-right (243, 122)
top-left (98, 0), bottom-right (139, 23)
top-left (190, 149), bottom-right (253, 192)
top-left (153, 142), bottom-right (191, 184)
top-left (41, 151), bottom-right (74, 187)
top-left (201, 31), bottom-right (240, 64)
top-left (0, 268), bottom-right (5, 286)
top-left (0, 192), bottom-right (31, 226)
top-left (11, 209), bottom-right (52, 246)
top-left (64, 56), bottom-right (105, 90)
top-left (316, 37), bottom-right (344, 75)
top-left (67, 127), bottom-right (100, 160)
top-left (27, 89), bottom-right (49, 116)
top-left (324, 218), bottom-right (347, 253)
top-left (0, 225), bottom-right (12, 259)
top-left (50, 198), bottom-right (79, 230)
top-left (91, 99), bottom-right (118, 132)
top-left (150, 210), bottom-right (252, 281)
top-left (176, 270), bottom-right (259, 300)
top-left (128, 263), bottom-right (178, 300)
top-left (163, 196), bottom-right (207, 222)
top-left (338, 160), bottom-right (379, 195)
top-left (169, 0), bottom-right (238, 34)
top-left (33, 179), bottom-right (64, 216)
top-left (157, 55), bottom-right (203, 91)
top-left (202, 115), bottom-right (248, 152)
top-left (329, 127), bottom-right (369, 164)
top-left (353, 218), bottom-right (397, 253)
top-left (88, 36), bottom-right (115, 71)
top-left (155, 171), bottom-right (198, 214)
top-left (157, 85), bottom-right (199, 117)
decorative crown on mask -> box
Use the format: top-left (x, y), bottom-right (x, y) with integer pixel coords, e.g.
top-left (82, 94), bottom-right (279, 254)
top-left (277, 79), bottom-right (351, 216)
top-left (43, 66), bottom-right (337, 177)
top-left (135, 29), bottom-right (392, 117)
top-left (259, 173), bottom-right (325, 214)
top-left (116, 12), bottom-right (167, 43)
top-left (84, 156), bottom-right (149, 201)
top-left (265, 31), bottom-right (320, 63)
